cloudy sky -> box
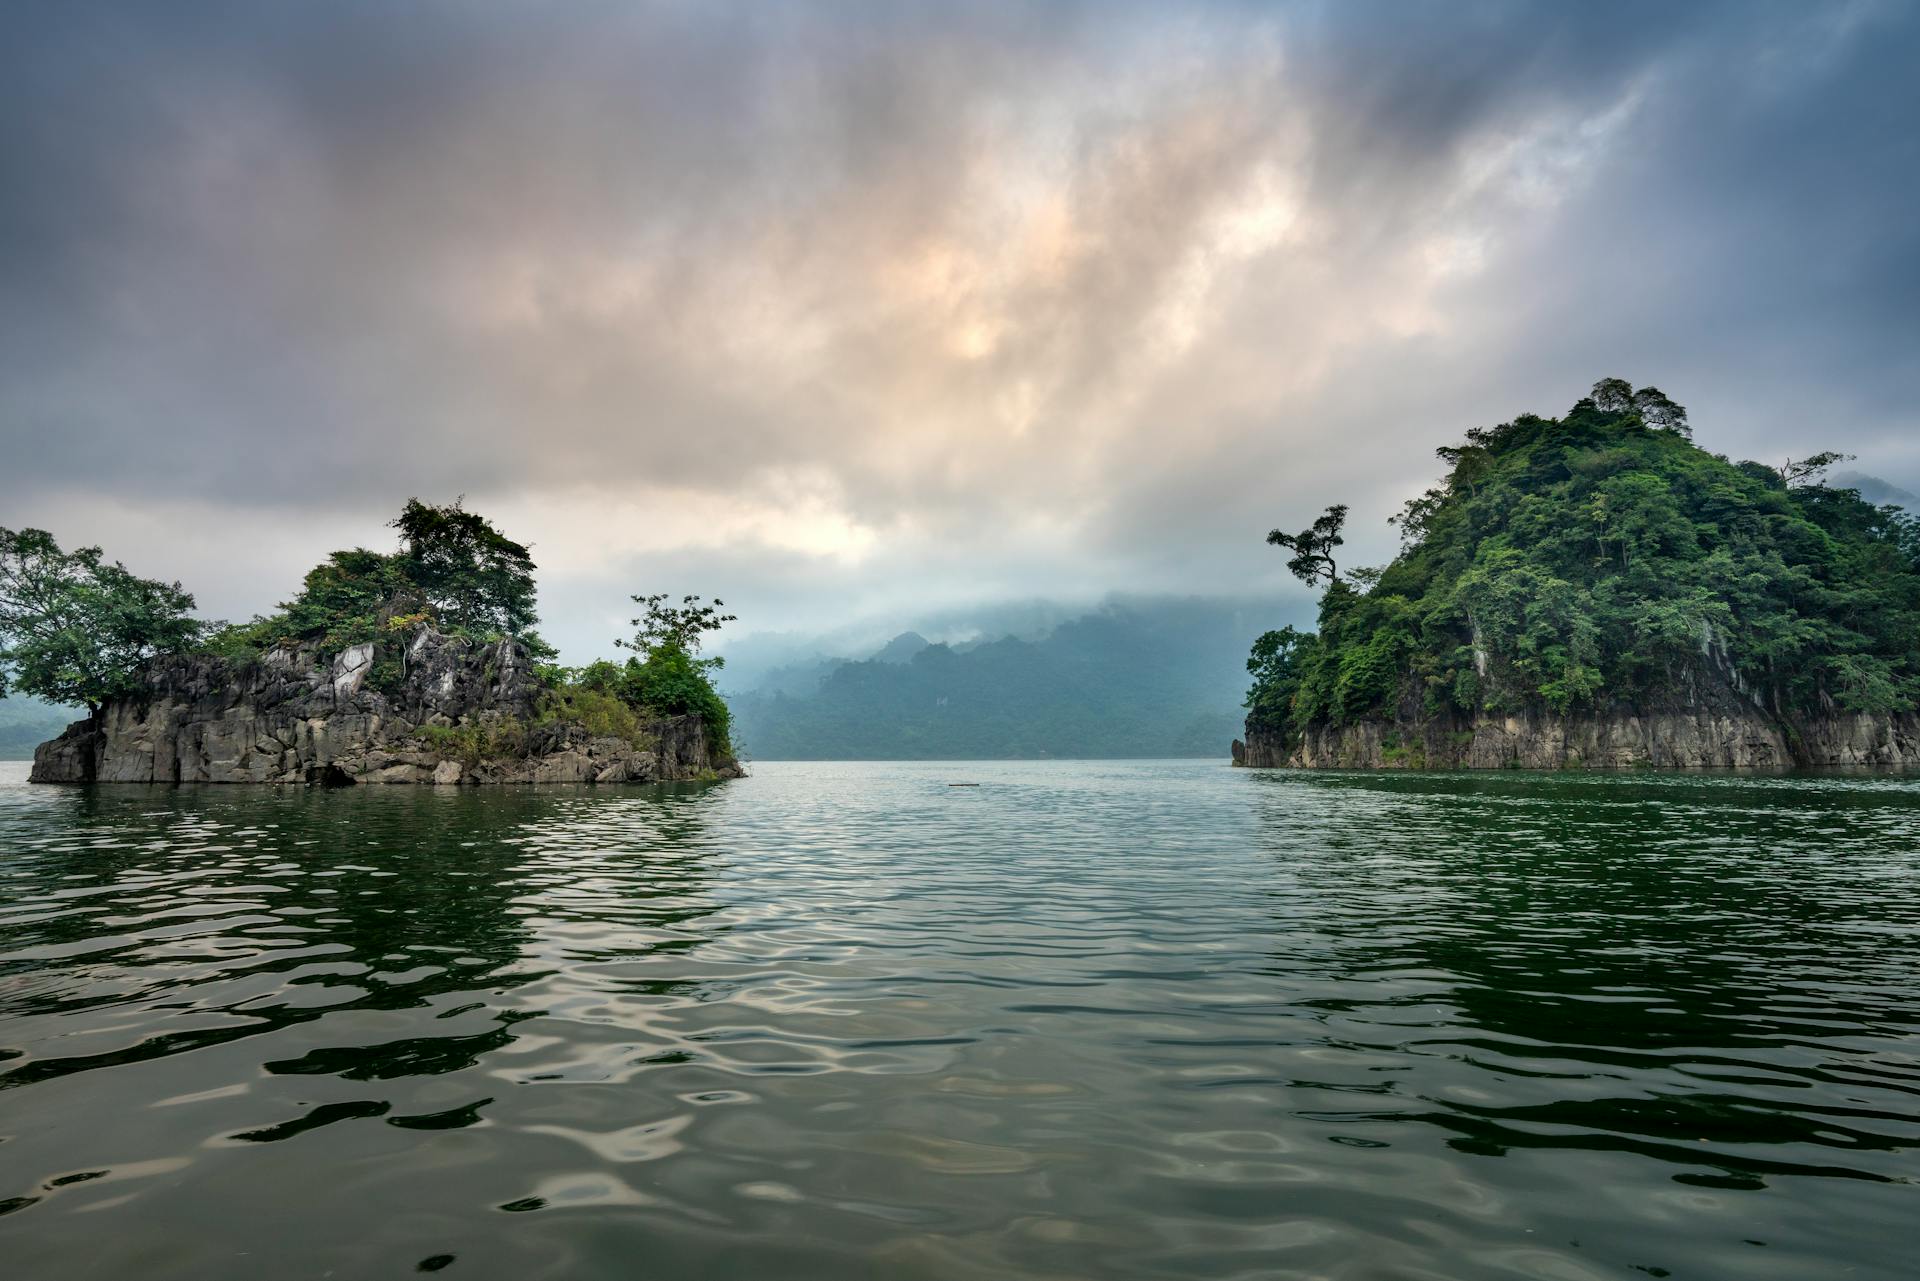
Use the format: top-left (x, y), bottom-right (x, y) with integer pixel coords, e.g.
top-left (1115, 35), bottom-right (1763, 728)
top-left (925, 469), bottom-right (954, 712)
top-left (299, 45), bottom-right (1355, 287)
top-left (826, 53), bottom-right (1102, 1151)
top-left (3, 1), bottom-right (1916, 661)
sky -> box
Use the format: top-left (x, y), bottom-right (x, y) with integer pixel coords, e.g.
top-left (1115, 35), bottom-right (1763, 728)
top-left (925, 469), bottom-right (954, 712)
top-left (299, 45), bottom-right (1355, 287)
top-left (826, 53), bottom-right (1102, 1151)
top-left (3, 1), bottom-right (1917, 663)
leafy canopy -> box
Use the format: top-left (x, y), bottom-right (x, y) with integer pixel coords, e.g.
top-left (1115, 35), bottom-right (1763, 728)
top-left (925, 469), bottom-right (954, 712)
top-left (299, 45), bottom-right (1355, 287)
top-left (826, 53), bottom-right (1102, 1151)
top-left (1246, 379), bottom-right (1920, 743)
top-left (599, 593), bottom-right (736, 750)
top-left (206, 498), bottom-right (551, 661)
top-left (391, 498), bottom-right (538, 639)
top-left (0, 527), bottom-right (201, 712)
top-left (530, 593), bottom-right (738, 756)
top-left (618, 594), bottom-right (736, 660)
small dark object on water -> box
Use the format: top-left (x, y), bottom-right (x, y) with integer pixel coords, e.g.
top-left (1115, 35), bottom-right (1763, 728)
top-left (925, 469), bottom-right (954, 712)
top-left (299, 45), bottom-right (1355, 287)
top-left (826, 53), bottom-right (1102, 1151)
top-left (949, 782), bottom-right (980, 787)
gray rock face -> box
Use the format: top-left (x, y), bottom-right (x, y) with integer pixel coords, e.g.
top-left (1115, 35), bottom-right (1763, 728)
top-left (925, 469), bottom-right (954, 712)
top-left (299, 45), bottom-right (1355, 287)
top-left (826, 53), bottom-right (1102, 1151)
top-left (1236, 703), bottom-right (1920, 770)
top-left (29, 626), bottom-right (744, 786)
top-left (1231, 730), bottom-right (1288, 769)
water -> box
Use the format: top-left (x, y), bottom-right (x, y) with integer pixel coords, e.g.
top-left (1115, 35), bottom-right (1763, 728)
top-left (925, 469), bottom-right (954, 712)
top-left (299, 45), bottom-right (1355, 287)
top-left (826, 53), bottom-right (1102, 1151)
top-left (0, 759), bottom-right (1916, 1280)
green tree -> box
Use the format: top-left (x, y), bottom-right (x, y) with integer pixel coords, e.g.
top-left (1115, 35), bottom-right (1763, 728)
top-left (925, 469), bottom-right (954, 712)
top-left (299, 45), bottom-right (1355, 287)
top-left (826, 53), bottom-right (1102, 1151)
top-left (278, 548), bottom-right (412, 650)
top-left (0, 528), bottom-right (201, 715)
top-left (561, 595), bottom-right (740, 754)
top-left (617, 593), bottom-right (736, 660)
top-left (1244, 624), bottom-right (1313, 737)
top-left (391, 498), bottom-right (539, 639)
top-left (209, 499), bottom-right (551, 663)
top-left (1267, 504), bottom-right (1348, 586)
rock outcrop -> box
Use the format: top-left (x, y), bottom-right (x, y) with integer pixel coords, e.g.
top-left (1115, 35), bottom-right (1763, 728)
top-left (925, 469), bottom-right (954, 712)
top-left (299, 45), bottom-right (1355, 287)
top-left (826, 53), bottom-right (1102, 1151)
top-left (1230, 732), bottom-right (1288, 769)
top-left (1236, 701), bottom-right (1920, 770)
top-left (30, 626), bottom-right (743, 785)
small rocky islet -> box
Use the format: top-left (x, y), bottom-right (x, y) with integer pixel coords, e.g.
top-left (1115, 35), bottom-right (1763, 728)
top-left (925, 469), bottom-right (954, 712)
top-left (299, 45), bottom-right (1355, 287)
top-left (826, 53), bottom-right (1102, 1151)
top-left (29, 625), bottom-right (740, 786)
top-left (7, 499), bottom-right (741, 786)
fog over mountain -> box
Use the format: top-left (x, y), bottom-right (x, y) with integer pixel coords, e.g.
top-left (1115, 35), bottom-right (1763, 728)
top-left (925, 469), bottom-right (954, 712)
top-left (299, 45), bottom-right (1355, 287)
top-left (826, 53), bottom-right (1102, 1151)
top-left (724, 595), bottom-right (1301, 759)
top-left (0, 697), bottom-right (74, 760)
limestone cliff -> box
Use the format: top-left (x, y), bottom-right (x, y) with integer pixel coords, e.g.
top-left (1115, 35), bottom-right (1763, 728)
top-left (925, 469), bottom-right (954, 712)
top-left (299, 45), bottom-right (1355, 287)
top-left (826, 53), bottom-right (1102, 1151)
top-left (1236, 700), bottom-right (1920, 771)
top-left (30, 625), bottom-right (743, 785)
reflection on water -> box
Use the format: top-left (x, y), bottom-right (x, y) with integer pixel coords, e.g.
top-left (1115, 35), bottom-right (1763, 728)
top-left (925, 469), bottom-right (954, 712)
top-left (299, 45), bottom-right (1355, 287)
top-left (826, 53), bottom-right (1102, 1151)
top-left (0, 760), bottom-right (1915, 1280)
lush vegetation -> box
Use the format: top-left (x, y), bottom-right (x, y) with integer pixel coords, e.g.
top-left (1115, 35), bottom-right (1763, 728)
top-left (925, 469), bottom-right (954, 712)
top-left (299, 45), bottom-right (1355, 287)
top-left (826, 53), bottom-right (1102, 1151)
top-left (202, 499), bottom-right (553, 667)
top-left (0, 527), bottom-right (201, 713)
top-left (2, 502), bottom-right (736, 760)
top-left (552, 593), bottom-right (736, 753)
top-left (1247, 380), bottom-right (1920, 747)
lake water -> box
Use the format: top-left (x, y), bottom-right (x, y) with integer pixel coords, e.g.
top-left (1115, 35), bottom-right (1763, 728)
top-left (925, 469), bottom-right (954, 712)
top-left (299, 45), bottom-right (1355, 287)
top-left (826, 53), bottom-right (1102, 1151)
top-left (0, 759), bottom-right (1916, 1280)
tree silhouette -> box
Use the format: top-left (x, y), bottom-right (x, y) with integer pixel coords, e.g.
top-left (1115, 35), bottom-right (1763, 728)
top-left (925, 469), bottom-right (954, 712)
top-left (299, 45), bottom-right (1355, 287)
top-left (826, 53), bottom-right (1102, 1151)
top-left (1267, 504), bottom-right (1348, 587)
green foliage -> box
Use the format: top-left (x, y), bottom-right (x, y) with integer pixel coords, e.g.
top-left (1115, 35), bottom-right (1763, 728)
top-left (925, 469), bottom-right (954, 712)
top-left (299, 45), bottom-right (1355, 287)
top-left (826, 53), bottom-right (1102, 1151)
top-left (628, 645), bottom-right (733, 753)
top-left (618, 593), bottom-right (735, 659)
top-left (414, 719), bottom-right (529, 769)
top-left (202, 499), bottom-right (548, 678)
top-left (536, 684), bottom-right (653, 748)
top-left (542, 627), bottom-right (734, 756)
top-left (1244, 625), bottom-right (1311, 733)
top-left (601, 594), bottom-right (735, 752)
top-left (0, 527), bottom-right (202, 712)
top-left (278, 548), bottom-right (412, 651)
top-left (1247, 379), bottom-right (1920, 733)
top-left (573, 648), bottom-right (732, 754)
top-left (197, 617), bottom-right (281, 664)
top-left (391, 498), bottom-right (538, 639)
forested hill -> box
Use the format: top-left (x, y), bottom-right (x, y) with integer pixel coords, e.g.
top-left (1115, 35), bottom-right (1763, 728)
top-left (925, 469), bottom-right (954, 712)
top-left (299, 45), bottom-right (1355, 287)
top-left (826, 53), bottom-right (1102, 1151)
top-left (1246, 379), bottom-right (1920, 760)
top-left (729, 600), bottom-right (1288, 759)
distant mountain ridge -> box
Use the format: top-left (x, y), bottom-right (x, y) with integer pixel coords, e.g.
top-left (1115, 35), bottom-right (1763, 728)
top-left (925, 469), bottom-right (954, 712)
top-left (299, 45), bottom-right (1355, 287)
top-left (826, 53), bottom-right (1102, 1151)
top-left (870, 631), bottom-right (930, 664)
top-left (727, 599), bottom-right (1293, 759)
top-left (0, 696), bottom-right (80, 760)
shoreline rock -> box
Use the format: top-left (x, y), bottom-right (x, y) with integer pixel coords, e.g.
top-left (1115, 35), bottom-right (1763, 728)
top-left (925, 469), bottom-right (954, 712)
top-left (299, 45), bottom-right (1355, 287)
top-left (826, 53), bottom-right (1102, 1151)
top-left (1235, 703), bottom-right (1920, 770)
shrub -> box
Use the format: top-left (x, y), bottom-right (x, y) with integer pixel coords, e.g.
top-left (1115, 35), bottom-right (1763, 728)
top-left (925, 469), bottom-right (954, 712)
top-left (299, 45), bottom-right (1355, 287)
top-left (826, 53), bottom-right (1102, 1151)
top-left (618, 646), bottom-right (733, 755)
top-left (537, 685), bottom-right (653, 748)
top-left (539, 648), bottom-right (733, 756)
top-left (414, 718), bottom-right (529, 768)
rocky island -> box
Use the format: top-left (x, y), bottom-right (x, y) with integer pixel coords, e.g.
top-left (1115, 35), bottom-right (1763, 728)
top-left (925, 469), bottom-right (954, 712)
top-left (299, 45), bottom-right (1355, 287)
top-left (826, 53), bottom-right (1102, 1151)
top-left (1235, 380), bottom-right (1920, 770)
top-left (29, 628), bottom-right (738, 785)
top-left (6, 501), bottom-right (742, 785)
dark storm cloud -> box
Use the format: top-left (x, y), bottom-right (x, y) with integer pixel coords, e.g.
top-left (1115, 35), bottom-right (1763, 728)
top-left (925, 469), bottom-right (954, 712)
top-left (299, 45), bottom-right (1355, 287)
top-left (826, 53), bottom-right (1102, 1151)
top-left (1, 1), bottom-right (1915, 651)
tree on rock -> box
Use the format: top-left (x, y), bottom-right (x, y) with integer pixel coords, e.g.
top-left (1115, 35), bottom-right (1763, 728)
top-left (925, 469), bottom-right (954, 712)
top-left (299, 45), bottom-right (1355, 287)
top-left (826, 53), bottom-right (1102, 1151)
top-left (617, 593), bottom-right (735, 660)
top-left (0, 527), bottom-right (201, 715)
top-left (570, 592), bottom-right (739, 756)
top-left (202, 498), bottom-right (552, 665)
top-left (391, 498), bottom-right (539, 639)
top-left (1267, 505), bottom-right (1348, 587)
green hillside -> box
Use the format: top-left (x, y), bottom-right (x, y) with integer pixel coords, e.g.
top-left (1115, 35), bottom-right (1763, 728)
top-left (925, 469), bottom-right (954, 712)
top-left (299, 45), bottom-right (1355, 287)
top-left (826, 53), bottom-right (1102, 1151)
top-left (1248, 380), bottom-right (1920, 747)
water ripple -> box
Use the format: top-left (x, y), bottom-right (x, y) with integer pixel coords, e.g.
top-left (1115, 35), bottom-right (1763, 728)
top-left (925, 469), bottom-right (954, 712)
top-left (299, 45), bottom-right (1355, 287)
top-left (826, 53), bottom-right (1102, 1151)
top-left (0, 760), bottom-right (1917, 1279)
